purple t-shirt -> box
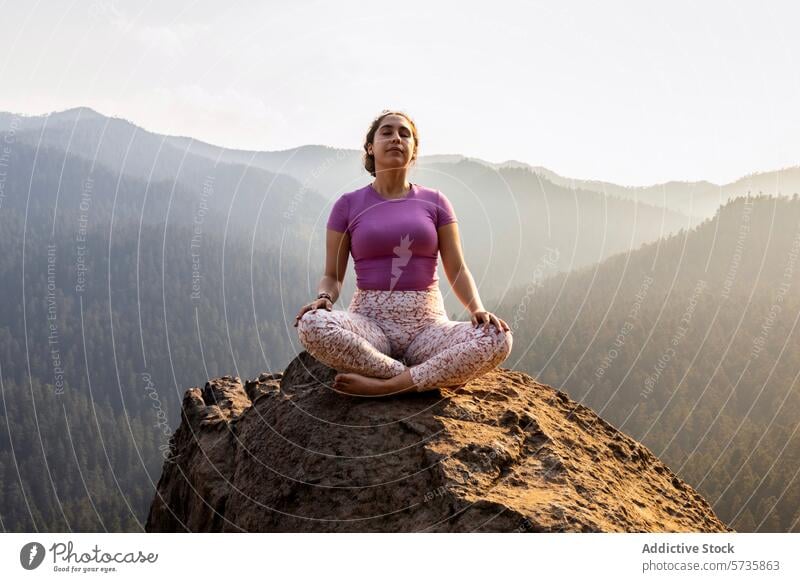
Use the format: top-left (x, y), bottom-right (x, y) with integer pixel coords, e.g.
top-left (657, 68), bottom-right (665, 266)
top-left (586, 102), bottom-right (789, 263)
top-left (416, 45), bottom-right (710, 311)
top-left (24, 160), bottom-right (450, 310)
top-left (326, 182), bottom-right (458, 291)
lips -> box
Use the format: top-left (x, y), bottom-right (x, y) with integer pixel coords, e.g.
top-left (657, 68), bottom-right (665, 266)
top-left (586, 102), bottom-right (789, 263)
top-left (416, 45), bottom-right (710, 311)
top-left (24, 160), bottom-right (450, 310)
top-left (388, 147), bottom-right (403, 153)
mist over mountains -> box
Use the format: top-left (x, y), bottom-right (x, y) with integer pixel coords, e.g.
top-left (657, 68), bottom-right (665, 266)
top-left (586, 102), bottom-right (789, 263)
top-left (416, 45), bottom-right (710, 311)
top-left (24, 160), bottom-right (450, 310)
top-left (1, 106), bottom-right (798, 532)
top-left (1, 106), bottom-right (735, 306)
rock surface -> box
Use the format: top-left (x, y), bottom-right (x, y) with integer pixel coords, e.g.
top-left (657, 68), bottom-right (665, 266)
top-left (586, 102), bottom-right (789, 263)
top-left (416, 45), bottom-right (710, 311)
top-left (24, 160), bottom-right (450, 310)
top-left (145, 351), bottom-right (733, 532)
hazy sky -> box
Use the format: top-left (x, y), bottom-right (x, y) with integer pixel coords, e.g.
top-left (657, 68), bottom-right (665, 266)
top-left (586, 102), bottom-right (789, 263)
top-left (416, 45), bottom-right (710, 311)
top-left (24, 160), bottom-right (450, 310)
top-left (1, 0), bottom-right (798, 187)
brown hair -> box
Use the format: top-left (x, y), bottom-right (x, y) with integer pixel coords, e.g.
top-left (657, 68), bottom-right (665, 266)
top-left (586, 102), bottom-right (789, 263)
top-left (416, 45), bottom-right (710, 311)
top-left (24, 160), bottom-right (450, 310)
top-left (363, 110), bottom-right (419, 177)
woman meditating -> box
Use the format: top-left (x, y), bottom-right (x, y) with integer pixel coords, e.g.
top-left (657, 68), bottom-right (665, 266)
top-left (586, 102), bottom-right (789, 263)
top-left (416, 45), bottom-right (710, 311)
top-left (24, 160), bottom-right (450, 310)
top-left (294, 110), bottom-right (512, 397)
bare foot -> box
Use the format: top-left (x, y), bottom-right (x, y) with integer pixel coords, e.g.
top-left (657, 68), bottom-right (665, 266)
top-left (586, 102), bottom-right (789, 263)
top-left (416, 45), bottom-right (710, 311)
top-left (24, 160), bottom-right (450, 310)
top-left (333, 368), bottom-right (416, 397)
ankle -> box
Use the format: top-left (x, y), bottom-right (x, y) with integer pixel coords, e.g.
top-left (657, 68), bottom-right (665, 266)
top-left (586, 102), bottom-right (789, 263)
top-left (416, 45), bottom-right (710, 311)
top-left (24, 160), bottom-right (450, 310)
top-left (389, 367), bottom-right (415, 391)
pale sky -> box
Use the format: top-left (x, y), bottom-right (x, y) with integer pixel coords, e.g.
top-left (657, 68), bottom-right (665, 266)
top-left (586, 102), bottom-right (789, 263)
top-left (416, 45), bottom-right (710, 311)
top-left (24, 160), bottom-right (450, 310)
top-left (1, 0), bottom-right (798, 187)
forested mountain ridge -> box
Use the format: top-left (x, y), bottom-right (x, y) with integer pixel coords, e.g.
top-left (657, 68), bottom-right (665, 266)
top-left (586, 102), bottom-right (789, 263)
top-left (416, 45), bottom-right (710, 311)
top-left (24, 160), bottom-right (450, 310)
top-left (1, 106), bottom-right (797, 532)
top-left (500, 194), bottom-right (800, 532)
top-left (2, 107), bottom-right (701, 304)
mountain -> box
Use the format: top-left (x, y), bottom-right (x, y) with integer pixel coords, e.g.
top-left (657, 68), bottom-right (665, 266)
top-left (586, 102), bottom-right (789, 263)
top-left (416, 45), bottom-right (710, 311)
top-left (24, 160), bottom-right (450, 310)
top-left (0, 139), bottom-right (312, 532)
top-left (145, 351), bottom-right (732, 532)
top-left (498, 194), bottom-right (800, 532)
top-left (508, 162), bottom-right (800, 219)
top-left (0, 107), bottom-right (325, 252)
top-left (1, 106), bottom-right (704, 306)
top-left (0, 140), bottom-right (307, 394)
top-left (2, 105), bottom-right (797, 532)
top-left (415, 158), bottom-right (695, 304)
top-left (7, 107), bottom-right (797, 223)
top-left (0, 374), bottom-right (159, 532)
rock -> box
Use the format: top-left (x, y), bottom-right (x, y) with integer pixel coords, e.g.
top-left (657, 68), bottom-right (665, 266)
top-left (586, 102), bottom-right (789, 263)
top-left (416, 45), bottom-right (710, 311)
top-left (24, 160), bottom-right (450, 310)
top-left (145, 351), bottom-right (733, 532)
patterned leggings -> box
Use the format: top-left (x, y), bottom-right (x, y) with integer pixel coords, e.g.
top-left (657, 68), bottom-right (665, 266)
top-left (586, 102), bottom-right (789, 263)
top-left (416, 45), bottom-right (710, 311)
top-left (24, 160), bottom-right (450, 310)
top-left (296, 286), bottom-right (513, 392)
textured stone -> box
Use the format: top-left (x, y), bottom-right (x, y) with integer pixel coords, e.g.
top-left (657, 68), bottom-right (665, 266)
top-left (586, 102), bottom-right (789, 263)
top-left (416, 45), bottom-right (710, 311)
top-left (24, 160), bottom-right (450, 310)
top-left (145, 351), bottom-right (733, 533)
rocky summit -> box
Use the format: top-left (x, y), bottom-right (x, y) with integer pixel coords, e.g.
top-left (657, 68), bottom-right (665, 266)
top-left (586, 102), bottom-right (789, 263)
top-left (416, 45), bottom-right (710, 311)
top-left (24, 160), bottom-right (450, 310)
top-left (145, 351), bottom-right (733, 533)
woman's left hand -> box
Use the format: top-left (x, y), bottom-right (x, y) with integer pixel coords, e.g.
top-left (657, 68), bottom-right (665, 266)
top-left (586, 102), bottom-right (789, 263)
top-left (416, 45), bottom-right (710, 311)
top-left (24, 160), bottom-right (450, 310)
top-left (471, 310), bottom-right (511, 333)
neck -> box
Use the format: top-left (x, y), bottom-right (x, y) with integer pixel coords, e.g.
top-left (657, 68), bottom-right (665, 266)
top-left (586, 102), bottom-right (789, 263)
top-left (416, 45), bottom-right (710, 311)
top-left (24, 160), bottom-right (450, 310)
top-left (372, 171), bottom-right (411, 198)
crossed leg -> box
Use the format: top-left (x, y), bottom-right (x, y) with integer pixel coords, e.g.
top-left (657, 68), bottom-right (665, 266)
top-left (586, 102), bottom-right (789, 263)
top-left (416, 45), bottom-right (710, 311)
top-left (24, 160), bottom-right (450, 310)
top-left (296, 308), bottom-right (407, 379)
top-left (403, 319), bottom-right (513, 392)
top-left (296, 306), bottom-right (513, 396)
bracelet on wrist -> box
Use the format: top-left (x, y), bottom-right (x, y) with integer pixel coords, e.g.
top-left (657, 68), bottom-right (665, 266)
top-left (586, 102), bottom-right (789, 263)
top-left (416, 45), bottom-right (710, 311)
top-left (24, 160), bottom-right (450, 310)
top-left (317, 292), bottom-right (333, 302)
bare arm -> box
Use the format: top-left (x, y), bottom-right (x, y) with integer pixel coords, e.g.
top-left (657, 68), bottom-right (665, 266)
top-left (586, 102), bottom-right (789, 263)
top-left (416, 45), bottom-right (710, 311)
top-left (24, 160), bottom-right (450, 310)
top-left (318, 228), bottom-right (351, 305)
top-left (439, 222), bottom-right (510, 332)
top-left (438, 222), bottom-right (484, 314)
top-left (294, 228), bottom-right (350, 326)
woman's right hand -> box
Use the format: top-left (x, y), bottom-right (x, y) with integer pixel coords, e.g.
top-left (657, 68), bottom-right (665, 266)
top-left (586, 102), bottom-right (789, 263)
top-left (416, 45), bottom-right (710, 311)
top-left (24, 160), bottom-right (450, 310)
top-left (293, 297), bottom-right (332, 327)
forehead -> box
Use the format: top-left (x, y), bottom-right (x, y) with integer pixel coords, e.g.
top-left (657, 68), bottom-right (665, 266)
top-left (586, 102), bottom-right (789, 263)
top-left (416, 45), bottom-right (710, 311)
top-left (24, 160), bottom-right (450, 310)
top-left (378, 115), bottom-right (411, 131)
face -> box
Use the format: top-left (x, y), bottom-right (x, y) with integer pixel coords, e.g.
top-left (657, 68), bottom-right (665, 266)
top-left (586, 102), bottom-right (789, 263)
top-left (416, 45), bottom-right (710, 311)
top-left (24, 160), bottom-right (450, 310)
top-left (368, 115), bottom-right (415, 173)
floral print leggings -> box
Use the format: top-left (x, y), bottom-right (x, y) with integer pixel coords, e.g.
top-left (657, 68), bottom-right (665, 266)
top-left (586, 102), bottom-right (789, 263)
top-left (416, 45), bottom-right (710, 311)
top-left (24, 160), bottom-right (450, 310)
top-left (296, 286), bottom-right (513, 392)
